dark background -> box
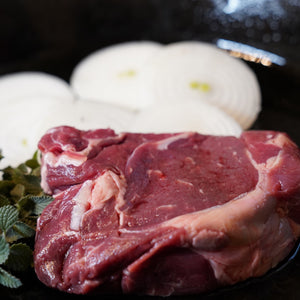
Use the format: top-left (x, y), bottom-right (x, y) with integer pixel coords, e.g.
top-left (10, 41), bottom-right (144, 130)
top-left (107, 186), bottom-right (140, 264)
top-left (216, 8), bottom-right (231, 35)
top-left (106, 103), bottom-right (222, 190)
top-left (0, 0), bottom-right (299, 144)
top-left (0, 0), bottom-right (300, 299)
top-left (1, 0), bottom-right (300, 77)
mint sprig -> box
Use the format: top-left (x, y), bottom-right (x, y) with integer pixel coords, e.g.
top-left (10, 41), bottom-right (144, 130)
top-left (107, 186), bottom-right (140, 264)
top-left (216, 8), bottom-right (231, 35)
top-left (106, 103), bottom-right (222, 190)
top-left (0, 234), bottom-right (9, 264)
top-left (0, 265), bottom-right (22, 288)
top-left (0, 151), bottom-right (54, 288)
top-left (0, 205), bottom-right (19, 233)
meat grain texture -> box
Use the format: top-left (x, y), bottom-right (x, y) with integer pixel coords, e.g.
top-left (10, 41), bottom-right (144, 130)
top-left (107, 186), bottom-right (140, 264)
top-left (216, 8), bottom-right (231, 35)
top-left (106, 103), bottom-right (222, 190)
top-left (34, 126), bottom-right (300, 296)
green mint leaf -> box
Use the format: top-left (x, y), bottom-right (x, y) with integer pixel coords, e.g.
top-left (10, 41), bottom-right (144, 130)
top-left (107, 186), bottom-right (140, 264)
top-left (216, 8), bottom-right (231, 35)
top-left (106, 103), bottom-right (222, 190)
top-left (2, 166), bottom-right (17, 180)
top-left (10, 183), bottom-right (25, 201)
top-left (0, 205), bottom-right (19, 233)
top-left (5, 221), bottom-right (35, 243)
top-left (0, 234), bottom-right (10, 264)
top-left (2, 166), bottom-right (42, 195)
top-left (0, 195), bottom-right (10, 207)
top-left (0, 151), bottom-right (46, 289)
top-left (32, 150), bottom-right (39, 161)
top-left (5, 243), bottom-right (33, 272)
top-left (25, 158), bottom-right (40, 170)
top-left (22, 175), bottom-right (42, 195)
top-left (29, 195), bottom-right (53, 215)
top-left (0, 181), bottom-right (14, 197)
top-left (17, 196), bottom-right (35, 218)
top-left (16, 163), bottom-right (28, 174)
top-left (31, 166), bottom-right (41, 177)
top-left (14, 221), bottom-right (35, 237)
top-left (22, 216), bottom-right (37, 229)
top-left (0, 266), bottom-right (22, 288)
top-left (14, 173), bottom-right (42, 195)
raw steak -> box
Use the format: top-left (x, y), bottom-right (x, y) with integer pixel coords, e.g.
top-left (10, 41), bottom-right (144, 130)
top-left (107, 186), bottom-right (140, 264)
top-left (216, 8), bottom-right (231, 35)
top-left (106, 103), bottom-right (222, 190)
top-left (34, 126), bottom-right (300, 296)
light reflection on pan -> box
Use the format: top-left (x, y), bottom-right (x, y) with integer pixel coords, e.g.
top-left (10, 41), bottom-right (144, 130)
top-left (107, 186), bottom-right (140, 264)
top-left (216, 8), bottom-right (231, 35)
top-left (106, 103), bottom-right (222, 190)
top-left (216, 38), bottom-right (286, 66)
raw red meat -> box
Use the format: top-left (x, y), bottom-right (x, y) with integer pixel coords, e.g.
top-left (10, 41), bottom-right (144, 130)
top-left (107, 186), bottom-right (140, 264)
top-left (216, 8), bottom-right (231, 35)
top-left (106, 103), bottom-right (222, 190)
top-left (34, 126), bottom-right (300, 296)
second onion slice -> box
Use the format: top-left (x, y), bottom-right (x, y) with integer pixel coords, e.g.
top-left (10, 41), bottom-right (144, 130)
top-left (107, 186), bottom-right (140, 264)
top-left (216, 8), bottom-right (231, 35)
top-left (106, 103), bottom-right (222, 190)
top-left (40, 99), bottom-right (135, 134)
top-left (70, 41), bottom-right (162, 110)
top-left (129, 100), bottom-right (242, 137)
top-left (138, 41), bottom-right (261, 129)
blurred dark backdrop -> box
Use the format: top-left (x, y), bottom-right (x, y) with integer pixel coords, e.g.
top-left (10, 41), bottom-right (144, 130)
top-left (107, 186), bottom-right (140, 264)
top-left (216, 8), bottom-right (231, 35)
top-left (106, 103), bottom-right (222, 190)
top-left (1, 0), bottom-right (300, 79)
top-left (1, 0), bottom-right (299, 143)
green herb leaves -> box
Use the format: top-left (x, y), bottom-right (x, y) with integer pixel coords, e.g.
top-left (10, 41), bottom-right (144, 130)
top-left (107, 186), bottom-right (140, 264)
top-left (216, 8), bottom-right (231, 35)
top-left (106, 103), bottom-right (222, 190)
top-left (0, 265), bottom-right (22, 288)
top-left (0, 234), bottom-right (9, 264)
top-left (0, 205), bottom-right (19, 233)
top-left (0, 232), bottom-right (21, 288)
top-left (0, 151), bottom-right (53, 288)
top-left (5, 243), bottom-right (33, 272)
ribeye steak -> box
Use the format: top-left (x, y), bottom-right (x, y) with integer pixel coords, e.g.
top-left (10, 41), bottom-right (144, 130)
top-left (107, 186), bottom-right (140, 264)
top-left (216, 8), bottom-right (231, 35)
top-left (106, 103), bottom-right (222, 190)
top-left (34, 126), bottom-right (300, 296)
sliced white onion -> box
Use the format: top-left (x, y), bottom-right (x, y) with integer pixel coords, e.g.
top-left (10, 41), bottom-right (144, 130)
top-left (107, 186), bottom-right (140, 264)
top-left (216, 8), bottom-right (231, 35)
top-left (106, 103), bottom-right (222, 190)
top-left (0, 96), bottom-right (75, 168)
top-left (129, 100), bottom-right (242, 137)
top-left (39, 99), bottom-right (136, 135)
top-left (138, 41), bottom-right (261, 129)
top-left (70, 41), bottom-right (162, 110)
top-left (0, 72), bottom-right (74, 102)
